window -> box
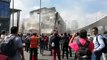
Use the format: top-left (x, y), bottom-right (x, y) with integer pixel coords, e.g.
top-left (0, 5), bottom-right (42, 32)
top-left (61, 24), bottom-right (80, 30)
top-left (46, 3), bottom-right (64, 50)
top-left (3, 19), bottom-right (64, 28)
top-left (1, 0), bottom-right (10, 2)
top-left (0, 2), bottom-right (10, 18)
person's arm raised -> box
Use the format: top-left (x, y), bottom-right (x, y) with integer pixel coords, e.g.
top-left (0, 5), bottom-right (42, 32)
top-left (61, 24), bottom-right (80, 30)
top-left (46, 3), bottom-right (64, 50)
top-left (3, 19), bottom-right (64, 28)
top-left (69, 33), bottom-right (77, 45)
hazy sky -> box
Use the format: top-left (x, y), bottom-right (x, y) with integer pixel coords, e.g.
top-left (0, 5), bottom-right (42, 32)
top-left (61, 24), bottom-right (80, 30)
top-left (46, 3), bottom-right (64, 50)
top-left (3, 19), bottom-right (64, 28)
top-left (10, 0), bottom-right (107, 28)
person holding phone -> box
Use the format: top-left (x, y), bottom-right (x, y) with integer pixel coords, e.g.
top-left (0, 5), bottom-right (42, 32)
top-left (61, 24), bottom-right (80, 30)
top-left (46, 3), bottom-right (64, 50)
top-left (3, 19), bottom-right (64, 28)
top-left (69, 29), bottom-right (94, 60)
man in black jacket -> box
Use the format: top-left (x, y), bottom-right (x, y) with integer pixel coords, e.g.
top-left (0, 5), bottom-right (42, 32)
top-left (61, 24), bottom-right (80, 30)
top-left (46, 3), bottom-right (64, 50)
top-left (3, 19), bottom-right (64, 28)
top-left (62, 33), bottom-right (69, 59)
top-left (50, 31), bottom-right (61, 60)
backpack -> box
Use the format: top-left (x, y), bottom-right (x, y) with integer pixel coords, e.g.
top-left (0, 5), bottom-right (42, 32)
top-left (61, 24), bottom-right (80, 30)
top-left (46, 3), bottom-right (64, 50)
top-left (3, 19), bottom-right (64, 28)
top-left (0, 35), bottom-right (17, 58)
top-left (77, 39), bottom-right (91, 59)
top-left (96, 35), bottom-right (107, 53)
top-left (24, 36), bottom-right (30, 43)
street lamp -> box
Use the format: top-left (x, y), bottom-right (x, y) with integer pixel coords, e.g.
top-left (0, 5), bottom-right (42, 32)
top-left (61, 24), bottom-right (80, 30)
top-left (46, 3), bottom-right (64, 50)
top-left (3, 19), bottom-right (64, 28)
top-left (39, 0), bottom-right (42, 36)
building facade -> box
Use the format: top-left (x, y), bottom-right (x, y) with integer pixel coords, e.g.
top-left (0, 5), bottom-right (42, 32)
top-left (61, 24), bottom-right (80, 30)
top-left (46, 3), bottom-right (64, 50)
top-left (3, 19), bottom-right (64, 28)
top-left (22, 7), bottom-right (66, 34)
top-left (0, 0), bottom-right (10, 31)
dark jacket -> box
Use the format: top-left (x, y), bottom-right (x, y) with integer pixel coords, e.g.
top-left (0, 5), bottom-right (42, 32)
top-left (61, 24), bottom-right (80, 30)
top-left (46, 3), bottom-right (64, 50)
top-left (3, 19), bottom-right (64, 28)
top-left (51, 36), bottom-right (61, 49)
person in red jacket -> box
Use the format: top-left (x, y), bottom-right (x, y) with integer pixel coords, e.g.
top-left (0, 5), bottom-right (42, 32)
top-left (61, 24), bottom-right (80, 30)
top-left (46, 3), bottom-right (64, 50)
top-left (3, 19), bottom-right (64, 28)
top-left (30, 33), bottom-right (38, 60)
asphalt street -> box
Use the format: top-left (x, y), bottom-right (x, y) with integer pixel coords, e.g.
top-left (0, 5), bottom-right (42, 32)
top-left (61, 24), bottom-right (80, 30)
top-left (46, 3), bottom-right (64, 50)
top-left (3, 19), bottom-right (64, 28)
top-left (24, 49), bottom-right (75, 60)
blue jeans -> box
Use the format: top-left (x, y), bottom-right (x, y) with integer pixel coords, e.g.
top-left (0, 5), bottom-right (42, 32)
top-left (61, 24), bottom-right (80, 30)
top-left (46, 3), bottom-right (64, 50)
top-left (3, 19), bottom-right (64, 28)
top-left (92, 53), bottom-right (96, 60)
top-left (92, 51), bottom-right (102, 60)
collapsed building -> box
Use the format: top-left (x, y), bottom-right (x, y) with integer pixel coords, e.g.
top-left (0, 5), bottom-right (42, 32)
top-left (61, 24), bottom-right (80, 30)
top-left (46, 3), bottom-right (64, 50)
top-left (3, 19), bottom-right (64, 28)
top-left (21, 7), bottom-right (66, 34)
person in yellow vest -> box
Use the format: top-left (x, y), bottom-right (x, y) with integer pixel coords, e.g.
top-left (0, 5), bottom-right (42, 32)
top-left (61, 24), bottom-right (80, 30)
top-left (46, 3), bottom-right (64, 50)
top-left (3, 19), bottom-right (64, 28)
top-left (30, 33), bottom-right (38, 60)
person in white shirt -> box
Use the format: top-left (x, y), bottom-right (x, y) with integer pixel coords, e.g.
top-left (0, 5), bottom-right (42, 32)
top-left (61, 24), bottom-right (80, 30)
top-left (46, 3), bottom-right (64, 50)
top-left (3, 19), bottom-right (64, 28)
top-left (92, 27), bottom-right (105, 60)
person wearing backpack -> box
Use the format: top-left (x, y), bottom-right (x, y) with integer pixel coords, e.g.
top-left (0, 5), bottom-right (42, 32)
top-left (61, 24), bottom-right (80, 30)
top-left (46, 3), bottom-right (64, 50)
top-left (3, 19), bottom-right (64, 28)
top-left (69, 29), bottom-right (94, 60)
top-left (102, 31), bottom-right (107, 60)
top-left (92, 27), bottom-right (105, 60)
top-left (24, 33), bottom-right (30, 52)
top-left (0, 26), bottom-right (25, 60)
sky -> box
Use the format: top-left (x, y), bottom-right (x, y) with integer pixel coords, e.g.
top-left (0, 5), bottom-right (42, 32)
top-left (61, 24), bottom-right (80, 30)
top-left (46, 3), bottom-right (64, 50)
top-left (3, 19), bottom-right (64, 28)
top-left (10, 0), bottom-right (107, 29)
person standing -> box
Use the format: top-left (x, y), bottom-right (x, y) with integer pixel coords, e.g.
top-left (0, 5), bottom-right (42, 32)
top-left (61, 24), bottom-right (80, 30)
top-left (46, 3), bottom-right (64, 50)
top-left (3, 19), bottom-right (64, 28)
top-left (8, 26), bottom-right (25, 60)
top-left (68, 33), bottom-right (72, 57)
top-left (92, 27), bottom-right (105, 60)
top-left (101, 31), bottom-right (107, 60)
top-left (30, 33), bottom-right (38, 60)
top-left (24, 33), bottom-right (30, 52)
top-left (44, 35), bottom-right (48, 50)
top-left (69, 29), bottom-right (94, 60)
top-left (50, 31), bottom-right (61, 60)
top-left (62, 33), bottom-right (69, 59)
top-left (49, 33), bottom-right (54, 56)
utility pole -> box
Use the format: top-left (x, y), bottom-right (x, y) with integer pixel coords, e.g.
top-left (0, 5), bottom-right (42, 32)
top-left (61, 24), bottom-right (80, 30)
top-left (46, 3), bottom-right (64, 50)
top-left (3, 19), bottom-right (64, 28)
top-left (12, 0), bottom-right (14, 26)
top-left (17, 11), bottom-right (20, 32)
top-left (39, 0), bottom-right (41, 36)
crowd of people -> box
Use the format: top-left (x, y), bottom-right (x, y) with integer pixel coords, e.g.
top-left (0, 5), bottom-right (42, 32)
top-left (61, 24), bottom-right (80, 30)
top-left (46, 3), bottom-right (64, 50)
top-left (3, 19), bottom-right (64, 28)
top-left (0, 26), bottom-right (107, 60)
